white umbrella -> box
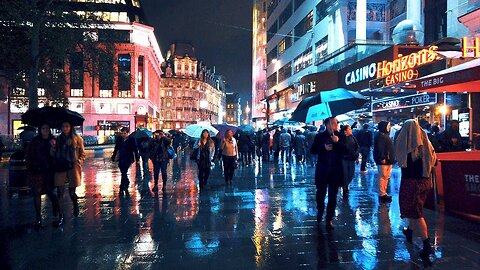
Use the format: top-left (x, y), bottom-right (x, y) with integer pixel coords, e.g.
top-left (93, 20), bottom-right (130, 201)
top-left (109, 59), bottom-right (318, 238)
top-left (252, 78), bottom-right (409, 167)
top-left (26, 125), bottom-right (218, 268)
top-left (183, 123), bottom-right (219, 138)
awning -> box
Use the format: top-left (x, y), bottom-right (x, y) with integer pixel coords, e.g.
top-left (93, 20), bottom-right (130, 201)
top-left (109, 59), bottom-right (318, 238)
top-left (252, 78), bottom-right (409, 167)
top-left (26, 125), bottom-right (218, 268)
top-left (411, 58), bottom-right (480, 92)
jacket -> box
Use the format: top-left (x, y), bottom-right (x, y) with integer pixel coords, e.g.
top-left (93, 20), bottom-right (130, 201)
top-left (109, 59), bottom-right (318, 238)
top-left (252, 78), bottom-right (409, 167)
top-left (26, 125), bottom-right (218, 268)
top-left (355, 128), bottom-right (373, 148)
top-left (310, 130), bottom-right (344, 183)
top-left (149, 137), bottom-right (171, 163)
top-left (112, 136), bottom-right (139, 164)
top-left (341, 134), bottom-right (360, 161)
top-left (280, 131), bottom-right (291, 148)
top-left (54, 134), bottom-right (86, 187)
top-left (373, 121), bottom-right (395, 165)
top-left (293, 134), bottom-right (306, 156)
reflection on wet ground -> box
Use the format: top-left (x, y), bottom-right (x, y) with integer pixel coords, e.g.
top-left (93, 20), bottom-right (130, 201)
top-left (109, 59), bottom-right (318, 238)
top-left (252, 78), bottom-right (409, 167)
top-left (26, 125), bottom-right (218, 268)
top-left (0, 152), bottom-right (479, 269)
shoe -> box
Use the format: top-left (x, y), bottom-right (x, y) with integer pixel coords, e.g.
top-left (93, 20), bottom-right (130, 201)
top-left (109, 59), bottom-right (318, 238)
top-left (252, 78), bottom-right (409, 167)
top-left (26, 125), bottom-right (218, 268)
top-left (419, 238), bottom-right (433, 260)
top-left (152, 185), bottom-right (158, 192)
top-left (73, 202), bottom-right (79, 217)
top-left (53, 215), bottom-right (64, 227)
top-left (402, 227), bottom-right (413, 243)
top-left (326, 221), bottom-right (335, 231)
top-left (379, 195), bottom-right (392, 203)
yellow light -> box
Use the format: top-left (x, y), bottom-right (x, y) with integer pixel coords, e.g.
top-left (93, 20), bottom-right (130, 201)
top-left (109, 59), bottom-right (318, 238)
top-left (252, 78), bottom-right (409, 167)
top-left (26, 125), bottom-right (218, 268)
top-left (438, 105), bottom-right (449, 115)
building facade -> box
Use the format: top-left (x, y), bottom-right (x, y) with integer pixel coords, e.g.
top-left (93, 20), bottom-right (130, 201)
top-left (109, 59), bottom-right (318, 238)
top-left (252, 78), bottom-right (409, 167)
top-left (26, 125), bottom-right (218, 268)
top-left (0, 0), bottom-right (164, 138)
top-left (225, 92), bottom-right (242, 125)
top-left (159, 43), bottom-right (226, 130)
top-left (252, 0), bottom-right (268, 125)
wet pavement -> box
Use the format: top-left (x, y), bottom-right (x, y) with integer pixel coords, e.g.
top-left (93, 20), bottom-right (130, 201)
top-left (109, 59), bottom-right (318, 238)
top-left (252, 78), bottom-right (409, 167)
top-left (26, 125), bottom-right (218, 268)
top-left (1, 151), bottom-right (480, 270)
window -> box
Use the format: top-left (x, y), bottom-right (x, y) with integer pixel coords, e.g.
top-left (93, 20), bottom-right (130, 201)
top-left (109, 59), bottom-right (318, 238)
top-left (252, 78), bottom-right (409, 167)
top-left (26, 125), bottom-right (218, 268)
top-left (118, 54), bottom-right (131, 91)
top-left (267, 46), bottom-right (278, 65)
top-left (278, 1), bottom-right (292, 29)
top-left (99, 54), bottom-right (113, 94)
top-left (294, 11), bottom-right (313, 42)
top-left (99, 90), bottom-right (113, 97)
top-left (348, 2), bottom-right (386, 22)
top-left (316, 1), bottom-right (329, 24)
top-left (293, 49), bottom-right (313, 73)
top-left (117, 103), bottom-right (130, 114)
top-left (278, 62), bottom-right (292, 83)
top-left (267, 0), bottom-right (280, 18)
top-left (267, 72), bottom-right (277, 89)
top-left (294, 0), bottom-right (305, 11)
top-left (267, 21), bottom-right (277, 43)
top-left (278, 39), bottom-right (286, 55)
top-left (118, 90), bottom-right (131, 98)
top-left (315, 36), bottom-right (328, 62)
top-left (70, 52), bottom-right (83, 92)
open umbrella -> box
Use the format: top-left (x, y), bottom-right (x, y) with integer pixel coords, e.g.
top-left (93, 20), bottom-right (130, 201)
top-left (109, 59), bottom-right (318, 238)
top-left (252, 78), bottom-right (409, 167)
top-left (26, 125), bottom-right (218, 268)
top-left (237, 124), bottom-right (255, 135)
top-left (272, 118), bottom-right (301, 128)
top-left (21, 106), bottom-right (85, 128)
top-left (130, 128), bottom-right (153, 139)
top-left (213, 123), bottom-right (238, 138)
top-left (183, 123), bottom-right (218, 138)
top-left (290, 88), bottom-right (368, 123)
top-left (168, 129), bottom-right (183, 135)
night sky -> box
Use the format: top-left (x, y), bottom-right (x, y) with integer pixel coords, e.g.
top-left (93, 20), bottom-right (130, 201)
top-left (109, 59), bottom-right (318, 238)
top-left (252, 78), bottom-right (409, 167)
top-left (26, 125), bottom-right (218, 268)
top-left (141, 0), bottom-right (253, 107)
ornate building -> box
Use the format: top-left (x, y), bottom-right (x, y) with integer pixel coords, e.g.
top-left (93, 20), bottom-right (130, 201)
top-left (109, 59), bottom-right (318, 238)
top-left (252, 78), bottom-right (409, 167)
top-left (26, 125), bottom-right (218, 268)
top-left (159, 43), bottom-right (226, 130)
top-left (225, 92), bottom-right (241, 126)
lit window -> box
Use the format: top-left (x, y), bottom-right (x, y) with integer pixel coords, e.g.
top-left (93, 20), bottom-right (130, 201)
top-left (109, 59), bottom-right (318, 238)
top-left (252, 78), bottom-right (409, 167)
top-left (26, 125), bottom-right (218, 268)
top-left (70, 89), bottom-right (84, 97)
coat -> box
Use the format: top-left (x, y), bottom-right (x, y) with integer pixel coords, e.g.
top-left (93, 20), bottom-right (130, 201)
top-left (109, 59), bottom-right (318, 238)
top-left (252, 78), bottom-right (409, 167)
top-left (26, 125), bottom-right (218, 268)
top-left (373, 132), bottom-right (395, 165)
top-left (54, 134), bottom-right (86, 187)
top-left (293, 134), bottom-right (306, 156)
top-left (112, 136), bottom-right (140, 165)
top-left (310, 130), bottom-right (344, 184)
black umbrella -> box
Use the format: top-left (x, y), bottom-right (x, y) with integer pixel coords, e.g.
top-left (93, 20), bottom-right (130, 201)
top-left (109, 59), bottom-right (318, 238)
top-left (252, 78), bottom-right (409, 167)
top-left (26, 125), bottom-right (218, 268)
top-left (21, 106), bottom-right (85, 128)
top-left (130, 128), bottom-right (153, 139)
top-left (290, 88), bottom-right (368, 122)
top-left (237, 124), bottom-right (255, 135)
top-left (17, 126), bottom-right (37, 132)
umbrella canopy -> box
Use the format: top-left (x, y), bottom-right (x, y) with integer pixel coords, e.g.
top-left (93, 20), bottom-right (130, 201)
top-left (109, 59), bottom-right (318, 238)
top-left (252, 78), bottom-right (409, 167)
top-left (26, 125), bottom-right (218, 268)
top-left (237, 124), bottom-right (255, 135)
top-left (272, 118), bottom-right (301, 128)
top-left (213, 123), bottom-right (238, 138)
top-left (130, 128), bottom-right (153, 139)
top-left (17, 126), bottom-right (37, 132)
top-left (183, 123), bottom-right (219, 138)
top-left (290, 88), bottom-right (368, 123)
top-left (168, 129), bottom-right (183, 135)
top-left (21, 106), bottom-right (85, 128)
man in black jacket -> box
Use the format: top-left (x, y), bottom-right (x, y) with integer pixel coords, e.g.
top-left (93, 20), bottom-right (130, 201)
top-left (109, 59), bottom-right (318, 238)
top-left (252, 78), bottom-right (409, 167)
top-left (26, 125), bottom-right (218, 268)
top-left (373, 121), bottom-right (395, 203)
top-left (112, 127), bottom-right (140, 194)
top-left (310, 117), bottom-right (343, 230)
top-left (355, 123), bottom-right (373, 173)
top-left (149, 130), bottom-right (172, 192)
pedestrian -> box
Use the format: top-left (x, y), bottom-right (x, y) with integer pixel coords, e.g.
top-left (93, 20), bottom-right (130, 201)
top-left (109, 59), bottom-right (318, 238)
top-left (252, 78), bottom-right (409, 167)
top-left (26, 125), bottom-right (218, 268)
top-left (310, 117), bottom-right (343, 230)
top-left (279, 128), bottom-right (291, 164)
top-left (220, 129), bottom-right (238, 184)
top-left (288, 129), bottom-right (294, 162)
top-left (373, 121), bottom-right (395, 203)
top-left (137, 137), bottom-right (151, 174)
top-left (255, 130), bottom-right (263, 162)
top-left (293, 130), bottom-right (306, 163)
top-left (149, 130), bottom-right (172, 192)
top-left (261, 130), bottom-right (271, 161)
top-left (237, 132), bottom-right (250, 166)
top-left (355, 123), bottom-right (373, 173)
top-left (394, 119), bottom-right (437, 260)
top-left (248, 132), bottom-right (256, 164)
top-left (305, 129), bottom-right (317, 166)
top-left (26, 124), bottom-right (59, 228)
top-left (272, 128), bottom-right (281, 162)
top-left (194, 129), bottom-right (215, 189)
top-left (111, 127), bottom-right (139, 194)
top-left (53, 121), bottom-right (86, 226)
top-left (339, 124), bottom-right (359, 199)
top-left (437, 120), bottom-right (465, 152)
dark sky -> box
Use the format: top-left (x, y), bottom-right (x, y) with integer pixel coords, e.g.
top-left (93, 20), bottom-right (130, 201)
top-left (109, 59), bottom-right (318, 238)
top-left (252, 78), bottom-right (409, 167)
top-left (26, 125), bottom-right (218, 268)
top-left (141, 0), bottom-right (253, 106)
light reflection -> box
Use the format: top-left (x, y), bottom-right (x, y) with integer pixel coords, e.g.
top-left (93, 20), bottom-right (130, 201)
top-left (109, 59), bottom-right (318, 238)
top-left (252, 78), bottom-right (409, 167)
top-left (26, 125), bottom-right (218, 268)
top-left (253, 189), bottom-right (270, 267)
top-left (184, 233), bottom-right (220, 257)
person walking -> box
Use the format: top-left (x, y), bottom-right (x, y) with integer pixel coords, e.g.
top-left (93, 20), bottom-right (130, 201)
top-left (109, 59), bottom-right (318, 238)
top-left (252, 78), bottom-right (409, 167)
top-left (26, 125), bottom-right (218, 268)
top-left (339, 125), bottom-right (359, 199)
top-left (237, 132), bottom-right (250, 166)
top-left (374, 121), bottom-right (395, 203)
top-left (355, 123), bottom-right (373, 173)
top-left (53, 121), bottom-right (86, 226)
top-left (305, 129), bottom-right (317, 167)
top-left (395, 119), bottom-right (437, 260)
top-left (310, 117), bottom-right (343, 230)
top-left (26, 124), bottom-right (59, 228)
top-left (220, 129), bottom-right (238, 184)
top-left (149, 130), bottom-right (172, 192)
top-left (272, 128), bottom-right (281, 162)
top-left (279, 129), bottom-right (291, 164)
top-left (261, 130), bottom-right (271, 161)
top-left (112, 127), bottom-right (139, 194)
top-left (137, 137), bottom-right (151, 175)
top-left (293, 130), bottom-right (306, 163)
top-left (194, 129), bottom-right (215, 189)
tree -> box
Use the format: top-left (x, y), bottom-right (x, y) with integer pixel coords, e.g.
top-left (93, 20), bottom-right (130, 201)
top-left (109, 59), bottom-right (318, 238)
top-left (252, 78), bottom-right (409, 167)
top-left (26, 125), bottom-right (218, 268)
top-left (0, 0), bottom-right (116, 109)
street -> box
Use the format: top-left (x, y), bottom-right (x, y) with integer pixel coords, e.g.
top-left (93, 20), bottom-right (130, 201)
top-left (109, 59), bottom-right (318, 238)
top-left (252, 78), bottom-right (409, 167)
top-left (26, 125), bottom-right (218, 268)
top-left (1, 151), bottom-right (479, 270)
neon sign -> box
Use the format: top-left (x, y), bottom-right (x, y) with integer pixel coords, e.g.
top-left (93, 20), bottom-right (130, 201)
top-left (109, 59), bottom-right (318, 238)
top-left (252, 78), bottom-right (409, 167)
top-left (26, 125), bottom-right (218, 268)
top-left (462, 37), bottom-right (480, 58)
top-left (376, 46), bottom-right (439, 86)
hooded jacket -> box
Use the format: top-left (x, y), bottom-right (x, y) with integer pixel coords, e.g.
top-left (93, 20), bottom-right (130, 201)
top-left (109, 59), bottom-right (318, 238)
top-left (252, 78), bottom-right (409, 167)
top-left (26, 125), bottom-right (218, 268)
top-left (373, 121), bottom-right (395, 165)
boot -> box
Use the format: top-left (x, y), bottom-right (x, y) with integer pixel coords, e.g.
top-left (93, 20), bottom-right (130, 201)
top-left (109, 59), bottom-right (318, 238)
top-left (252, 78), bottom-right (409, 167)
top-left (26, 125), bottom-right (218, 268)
top-left (73, 200), bottom-right (79, 217)
top-left (419, 238), bottom-right (433, 259)
top-left (402, 227), bottom-right (413, 243)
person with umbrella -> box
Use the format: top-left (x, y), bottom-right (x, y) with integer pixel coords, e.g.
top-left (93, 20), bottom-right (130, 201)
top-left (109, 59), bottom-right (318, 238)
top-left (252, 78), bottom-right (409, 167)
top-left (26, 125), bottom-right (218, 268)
top-left (310, 117), bottom-right (343, 230)
top-left (149, 130), bottom-right (172, 192)
top-left (25, 123), bottom-right (59, 228)
top-left (111, 127), bottom-right (140, 195)
top-left (193, 129), bottom-right (215, 190)
top-left (53, 121), bottom-right (86, 226)
top-left (220, 129), bottom-right (238, 184)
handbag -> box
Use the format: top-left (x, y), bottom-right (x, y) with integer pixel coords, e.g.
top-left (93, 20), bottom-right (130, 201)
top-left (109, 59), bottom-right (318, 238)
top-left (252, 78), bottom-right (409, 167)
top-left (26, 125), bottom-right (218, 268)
top-left (167, 146), bottom-right (177, 159)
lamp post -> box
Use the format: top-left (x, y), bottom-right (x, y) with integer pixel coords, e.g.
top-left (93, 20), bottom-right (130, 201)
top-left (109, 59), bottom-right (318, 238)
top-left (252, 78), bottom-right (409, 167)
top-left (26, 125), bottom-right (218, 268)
top-left (245, 102), bottom-right (251, 124)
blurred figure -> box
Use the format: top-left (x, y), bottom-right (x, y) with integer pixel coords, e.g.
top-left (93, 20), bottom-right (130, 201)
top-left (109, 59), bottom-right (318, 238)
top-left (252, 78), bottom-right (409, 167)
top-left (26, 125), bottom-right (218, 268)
top-left (262, 130), bottom-right (271, 161)
top-left (355, 123), bottom-right (373, 173)
top-left (339, 125), bottom-right (359, 199)
top-left (279, 128), bottom-right (291, 164)
top-left (220, 129), bottom-right (238, 184)
top-left (137, 137), bottom-right (151, 174)
top-left (194, 129), bottom-right (215, 190)
top-left (293, 130), bottom-right (306, 163)
top-left (149, 130), bottom-right (172, 192)
top-left (288, 129), bottom-right (294, 162)
top-left (237, 132), bottom-right (250, 166)
top-left (272, 128), bottom-right (281, 162)
top-left (374, 121), bottom-right (395, 203)
top-left (54, 121), bottom-right (86, 226)
top-left (395, 119), bottom-right (437, 260)
top-left (112, 127), bottom-right (139, 194)
top-left (310, 117), bottom-right (343, 230)
top-left (305, 129), bottom-right (317, 166)
top-left (26, 124), bottom-right (59, 228)
top-left (255, 130), bottom-right (263, 162)
top-left (438, 120), bottom-right (465, 152)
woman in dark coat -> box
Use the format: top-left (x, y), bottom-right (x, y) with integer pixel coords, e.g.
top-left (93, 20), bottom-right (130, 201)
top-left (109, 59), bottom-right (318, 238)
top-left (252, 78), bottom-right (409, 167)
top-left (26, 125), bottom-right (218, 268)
top-left (339, 125), bottom-right (359, 199)
top-left (194, 129), bottom-right (215, 190)
top-left (293, 130), bottom-right (306, 163)
top-left (395, 119), bottom-right (437, 260)
top-left (26, 124), bottom-right (59, 228)
top-left (310, 117), bottom-right (343, 230)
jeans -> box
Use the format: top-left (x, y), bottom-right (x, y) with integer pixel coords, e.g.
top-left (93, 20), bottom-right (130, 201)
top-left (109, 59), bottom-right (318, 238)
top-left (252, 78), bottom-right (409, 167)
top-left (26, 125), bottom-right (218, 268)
top-left (377, 164), bottom-right (392, 196)
top-left (280, 147), bottom-right (290, 163)
top-left (360, 147), bottom-right (370, 171)
top-left (342, 159), bottom-right (355, 191)
top-left (222, 155), bottom-right (236, 182)
top-left (153, 160), bottom-right (168, 186)
top-left (316, 179), bottom-right (340, 222)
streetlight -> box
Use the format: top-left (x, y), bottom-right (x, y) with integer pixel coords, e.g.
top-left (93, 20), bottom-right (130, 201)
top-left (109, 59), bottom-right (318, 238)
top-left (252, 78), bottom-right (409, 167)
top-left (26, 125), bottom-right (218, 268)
top-left (245, 102), bottom-right (251, 124)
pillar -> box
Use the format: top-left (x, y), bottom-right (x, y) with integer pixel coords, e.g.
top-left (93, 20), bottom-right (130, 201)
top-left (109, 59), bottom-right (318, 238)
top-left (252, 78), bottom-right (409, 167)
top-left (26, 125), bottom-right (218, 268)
top-left (356, 0), bottom-right (367, 41)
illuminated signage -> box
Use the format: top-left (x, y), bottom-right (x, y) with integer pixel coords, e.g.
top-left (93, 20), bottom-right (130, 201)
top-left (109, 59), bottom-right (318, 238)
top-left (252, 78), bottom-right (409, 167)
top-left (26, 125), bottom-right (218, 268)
top-left (345, 63), bottom-right (377, 86)
top-left (371, 93), bottom-right (437, 112)
top-left (376, 46), bottom-right (439, 86)
top-left (462, 37), bottom-right (480, 58)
